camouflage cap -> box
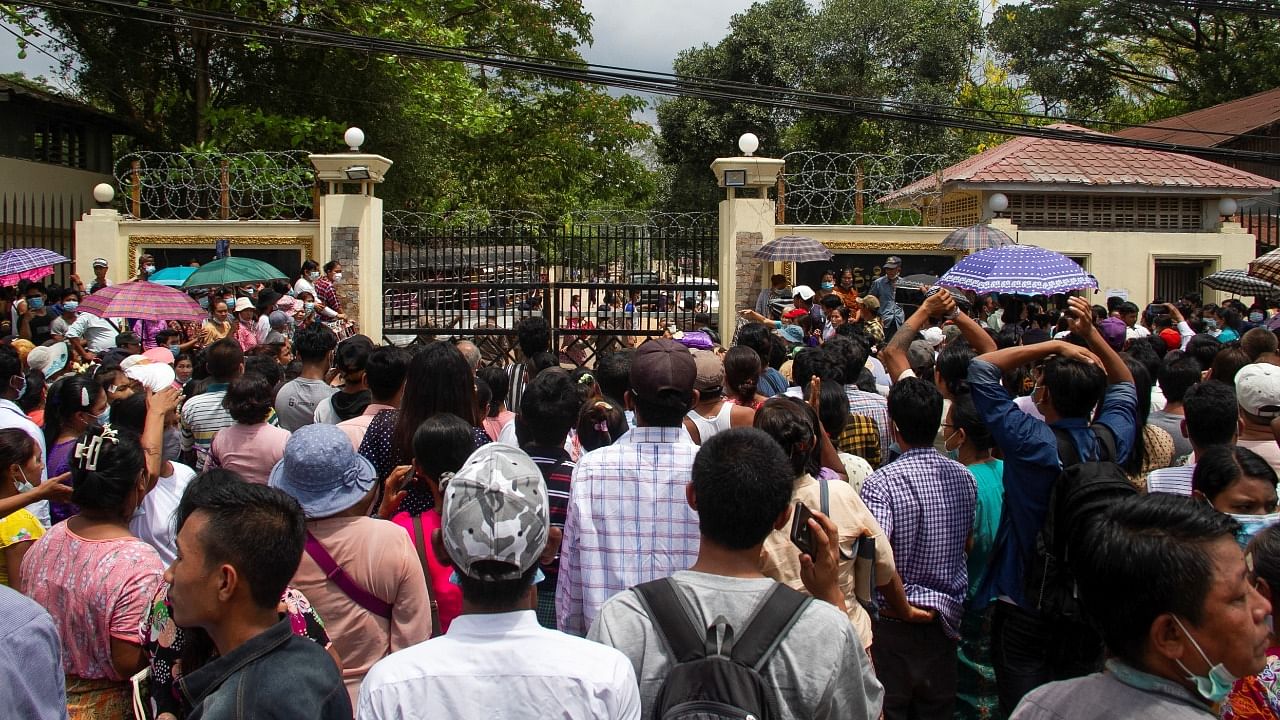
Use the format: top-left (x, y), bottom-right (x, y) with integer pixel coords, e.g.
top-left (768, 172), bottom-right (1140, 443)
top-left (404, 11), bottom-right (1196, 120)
top-left (441, 443), bottom-right (550, 581)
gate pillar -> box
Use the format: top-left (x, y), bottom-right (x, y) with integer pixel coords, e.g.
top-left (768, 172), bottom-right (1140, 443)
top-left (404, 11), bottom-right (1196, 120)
top-left (710, 137), bottom-right (785, 337)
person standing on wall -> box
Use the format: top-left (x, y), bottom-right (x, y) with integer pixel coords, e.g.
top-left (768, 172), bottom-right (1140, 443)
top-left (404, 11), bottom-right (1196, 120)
top-left (869, 256), bottom-right (906, 339)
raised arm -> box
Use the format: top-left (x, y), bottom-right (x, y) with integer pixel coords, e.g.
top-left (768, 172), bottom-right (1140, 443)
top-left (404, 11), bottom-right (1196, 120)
top-left (880, 289), bottom-right (954, 382)
top-left (1063, 296), bottom-right (1132, 385)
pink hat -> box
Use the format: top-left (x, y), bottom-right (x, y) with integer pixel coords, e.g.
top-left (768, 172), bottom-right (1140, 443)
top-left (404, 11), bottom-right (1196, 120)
top-left (142, 346), bottom-right (175, 365)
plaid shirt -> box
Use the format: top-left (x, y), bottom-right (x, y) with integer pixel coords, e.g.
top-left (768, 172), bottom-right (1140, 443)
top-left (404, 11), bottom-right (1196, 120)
top-left (314, 276), bottom-right (341, 313)
top-left (845, 385), bottom-right (892, 459)
top-left (555, 425), bottom-right (700, 636)
top-left (861, 447), bottom-right (976, 639)
top-left (837, 413), bottom-right (882, 469)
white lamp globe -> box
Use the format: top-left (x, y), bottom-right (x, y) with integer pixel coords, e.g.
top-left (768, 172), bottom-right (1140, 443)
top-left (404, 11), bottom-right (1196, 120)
top-left (344, 127), bottom-right (365, 152)
top-left (988, 192), bottom-right (1009, 213)
top-left (92, 183), bottom-right (115, 204)
top-left (738, 133), bottom-right (760, 157)
top-left (1219, 197), bottom-right (1239, 216)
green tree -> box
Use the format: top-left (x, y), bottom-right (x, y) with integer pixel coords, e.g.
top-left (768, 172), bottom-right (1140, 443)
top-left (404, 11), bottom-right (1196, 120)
top-left (987, 0), bottom-right (1280, 121)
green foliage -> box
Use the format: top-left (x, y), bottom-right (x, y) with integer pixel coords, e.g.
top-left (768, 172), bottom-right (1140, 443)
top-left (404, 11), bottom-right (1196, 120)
top-left (654, 0), bottom-right (982, 212)
top-left (988, 0), bottom-right (1280, 122)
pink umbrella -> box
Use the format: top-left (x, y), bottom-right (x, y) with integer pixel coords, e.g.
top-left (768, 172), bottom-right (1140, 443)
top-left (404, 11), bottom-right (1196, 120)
top-left (0, 248), bottom-right (69, 287)
top-left (77, 281), bottom-right (205, 323)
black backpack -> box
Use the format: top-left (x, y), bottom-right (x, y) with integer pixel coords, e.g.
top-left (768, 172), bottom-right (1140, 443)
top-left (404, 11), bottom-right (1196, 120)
top-left (634, 578), bottom-right (811, 720)
top-left (1025, 423), bottom-right (1137, 621)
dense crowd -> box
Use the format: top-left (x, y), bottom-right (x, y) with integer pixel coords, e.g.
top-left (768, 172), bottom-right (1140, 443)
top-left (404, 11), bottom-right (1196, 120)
top-left (0, 253), bottom-right (1277, 720)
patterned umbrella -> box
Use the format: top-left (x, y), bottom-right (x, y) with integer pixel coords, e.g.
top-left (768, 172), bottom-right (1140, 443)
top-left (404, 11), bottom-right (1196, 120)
top-left (1248, 248), bottom-right (1280, 287)
top-left (753, 235), bottom-right (834, 263)
top-left (0, 248), bottom-right (70, 287)
top-left (896, 273), bottom-right (940, 291)
top-left (941, 223), bottom-right (1015, 251)
top-left (1201, 269), bottom-right (1280, 297)
top-left (938, 243), bottom-right (1097, 295)
top-left (181, 256), bottom-right (288, 289)
top-left (148, 266), bottom-right (198, 287)
top-left (77, 281), bottom-right (205, 322)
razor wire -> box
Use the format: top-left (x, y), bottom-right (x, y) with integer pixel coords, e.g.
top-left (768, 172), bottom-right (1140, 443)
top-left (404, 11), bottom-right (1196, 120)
top-left (114, 151), bottom-right (316, 221)
top-left (780, 151), bottom-right (949, 226)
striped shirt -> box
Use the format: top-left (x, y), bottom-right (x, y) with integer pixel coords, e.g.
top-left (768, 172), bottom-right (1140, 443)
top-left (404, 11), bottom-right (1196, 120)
top-left (861, 447), bottom-right (976, 639)
top-left (525, 443), bottom-right (575, 581)
top-left (1147, 463), bottom-right (1195, 496)
top-left (179, 383), bottom-right (233, 469)
top-left (555, 426), bottom-right (699, 636)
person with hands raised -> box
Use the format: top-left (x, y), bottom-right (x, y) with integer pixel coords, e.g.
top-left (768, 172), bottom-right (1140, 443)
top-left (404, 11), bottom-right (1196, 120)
top-left (880, 287), bottom-right (957, 384)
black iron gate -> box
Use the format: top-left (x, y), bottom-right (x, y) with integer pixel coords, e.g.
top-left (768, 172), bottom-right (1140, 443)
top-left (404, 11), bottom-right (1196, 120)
top-left (382, 210), bottom-right (718, 367)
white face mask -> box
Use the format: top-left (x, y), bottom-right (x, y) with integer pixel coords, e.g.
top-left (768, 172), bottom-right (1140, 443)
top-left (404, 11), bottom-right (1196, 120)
top-left (13, 467), bottom-right (34, 494)
top-left (309, 271), bottom-right (320, 281)
top-left (333, 272), bottom-right (343, 282)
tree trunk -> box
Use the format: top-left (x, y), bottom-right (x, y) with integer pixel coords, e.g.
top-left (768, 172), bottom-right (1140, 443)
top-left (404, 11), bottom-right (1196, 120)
top-left (193, 26), bottom-right (211, 144)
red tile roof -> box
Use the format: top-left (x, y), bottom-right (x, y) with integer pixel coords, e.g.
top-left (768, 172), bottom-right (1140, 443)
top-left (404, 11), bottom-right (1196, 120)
top-left (884, 123), bottom-right (1277, 202)
top-left (1114, 88), bottom-right (1280, 147)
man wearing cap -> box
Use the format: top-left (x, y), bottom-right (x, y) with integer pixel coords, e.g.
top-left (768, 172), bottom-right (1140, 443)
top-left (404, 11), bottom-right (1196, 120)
top-left (869, 256), bottom-right (906, 338)
top-left (556, 338), bottom-right (701, 636)
top-left (857, 295), bottom-right (886, 345)
top-left (357, 443), bottom-right (642, 720)
top-left (1235, 363), bottom-right (1280, 476)
top-left (88, 257), bottom-right (111, 294)
top-left (134, 253), bottom-right (157, 282)
top-left (755, 273), bottom-right (792, 318)
top-left (271, 423), bottom-right (432, 708)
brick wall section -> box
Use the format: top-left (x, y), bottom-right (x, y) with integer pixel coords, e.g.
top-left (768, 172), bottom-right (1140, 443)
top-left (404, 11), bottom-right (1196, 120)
top-left (735, 230), bottom-right (764, 312)
top-left (331, 226), bottom-right (359, 322)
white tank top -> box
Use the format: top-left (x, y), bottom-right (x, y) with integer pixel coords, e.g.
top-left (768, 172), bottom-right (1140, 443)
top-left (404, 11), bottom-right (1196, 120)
top-left (686, 401), bottom-right (734, 444)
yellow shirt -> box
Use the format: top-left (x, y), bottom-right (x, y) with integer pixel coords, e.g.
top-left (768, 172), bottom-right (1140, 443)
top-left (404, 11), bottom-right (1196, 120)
top-left (0, 508), bottom-right (44, 586)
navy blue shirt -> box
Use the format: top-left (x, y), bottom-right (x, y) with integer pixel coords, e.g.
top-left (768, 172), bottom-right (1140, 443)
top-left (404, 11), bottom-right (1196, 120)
top-left (967, 359), bottom-right (1138, 610)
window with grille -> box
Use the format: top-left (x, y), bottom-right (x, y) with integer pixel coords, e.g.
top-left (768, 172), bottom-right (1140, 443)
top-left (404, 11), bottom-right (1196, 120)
top-left (1154, 260), bottom-right (1209, 301)
top-left (1007, 194), bottom-right (1203, 231)
top-left (940, 192), bottom-right (980, 226)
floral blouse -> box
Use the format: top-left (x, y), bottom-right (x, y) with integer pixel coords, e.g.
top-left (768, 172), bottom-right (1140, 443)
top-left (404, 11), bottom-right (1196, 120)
top-left (1224, 647), bottom-right (1280, 720)
top-left (143, 583), bottom-right (331, 718)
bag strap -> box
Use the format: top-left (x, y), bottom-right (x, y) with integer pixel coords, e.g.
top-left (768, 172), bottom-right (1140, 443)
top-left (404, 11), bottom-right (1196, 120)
top-left (1090, 423), bottom-right (1118, 463)
top-left (1051, 426), bottom-right (1082, 468)
top-left (411, 515), bottom-right (443, 637)
top-left (820, 475), bottom-right (830, 516)
top-left (634, 578), bottom-right (706, 663)
top-left (731, 583), bottom-right (812, 672)
top-left (305, 531), bottom-right (394, 620)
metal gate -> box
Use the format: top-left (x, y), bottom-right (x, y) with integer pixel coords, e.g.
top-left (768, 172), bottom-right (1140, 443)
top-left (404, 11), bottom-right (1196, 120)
top-left (382, 210), bottom-right (718, 367)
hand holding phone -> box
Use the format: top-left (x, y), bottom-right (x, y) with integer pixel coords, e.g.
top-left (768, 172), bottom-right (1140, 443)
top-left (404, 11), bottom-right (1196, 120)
top-left (790, 501), bottom-right (816, 557)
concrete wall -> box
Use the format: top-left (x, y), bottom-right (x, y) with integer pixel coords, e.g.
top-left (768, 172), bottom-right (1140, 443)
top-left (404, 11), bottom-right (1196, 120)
top-left (0, 156), bottom-right (110, 205)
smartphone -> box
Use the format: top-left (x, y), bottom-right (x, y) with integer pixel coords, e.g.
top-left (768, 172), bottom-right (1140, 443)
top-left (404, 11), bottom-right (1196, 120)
top-left (854, 536), bottom-right (878, 619)
top-left (789, 501), bottom-right (816, 557)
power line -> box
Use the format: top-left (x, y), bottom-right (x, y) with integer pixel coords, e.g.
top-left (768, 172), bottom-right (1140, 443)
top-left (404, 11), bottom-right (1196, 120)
top-left (22, 0), bottom-right (1280, 164)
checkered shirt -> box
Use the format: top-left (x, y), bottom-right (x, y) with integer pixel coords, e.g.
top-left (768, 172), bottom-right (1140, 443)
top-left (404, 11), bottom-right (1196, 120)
top-left (555, 425), bottom-right (700, 636)
top-left (845, 385), bottom-right (892, 459)
top-left (861, 447), bottom-right (976, 639)
top-left (314, 276), bottom-right (341, 313)
top-left (837, 413), bottom-right (882, 469)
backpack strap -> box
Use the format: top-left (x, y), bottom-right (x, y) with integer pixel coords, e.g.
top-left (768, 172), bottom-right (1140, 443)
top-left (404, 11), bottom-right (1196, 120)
top-left (305, 531), bottom-right (394, 619)
top-left (730, 584), bottom-right (812, 672)
top-left (411, 515), bottom-right (442, 637)
top-left (1051, 426), bottom-right (1082, 467)
top-left (634, 578), bottom-right (706, 663)
top-left (1090, 423), bottom-right (1118, 463)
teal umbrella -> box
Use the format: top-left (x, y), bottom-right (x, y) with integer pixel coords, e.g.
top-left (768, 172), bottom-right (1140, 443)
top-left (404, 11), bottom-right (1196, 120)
top-left (148, 266), bottom-right (198, 287)
top-left (181, 256), bottom-right (288, 289)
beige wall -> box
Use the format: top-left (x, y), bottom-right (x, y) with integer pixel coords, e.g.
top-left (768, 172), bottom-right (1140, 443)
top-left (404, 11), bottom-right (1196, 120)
top-left (0, 156), bottom-right (110, 205)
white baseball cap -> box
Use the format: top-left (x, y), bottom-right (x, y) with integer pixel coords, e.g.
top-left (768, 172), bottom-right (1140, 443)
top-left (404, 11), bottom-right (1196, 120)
top-left (792, 285), bottom-right (816, 301)
top-left (1237, 363), bottom-right (1280, 418)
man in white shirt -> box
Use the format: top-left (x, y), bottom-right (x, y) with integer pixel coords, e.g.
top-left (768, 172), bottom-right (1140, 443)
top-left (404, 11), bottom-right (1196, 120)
top-left (357, 443), bottom-right (641, 720)
top-left (64, 311), bottom-right (120, 363)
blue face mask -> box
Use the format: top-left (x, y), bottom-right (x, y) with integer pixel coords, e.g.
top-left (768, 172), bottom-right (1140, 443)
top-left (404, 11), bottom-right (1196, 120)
top-left (26, 297), bottom-right (43, 311)
top-left (62, 301), bottom-right (78, 313)
top-left (198, 296), bottom-right (210, 311)
top-left (1251, 312), bottom-right (1266, 324)
top-left (821, 282), bottom-right (835, 291)
top-left (1229, 512), bottom-right (1280, 547)
top-left (1172, 615), bottom-right (1239, 704)
top-left (169, 344), bottom-right (181, 360)
top-left (304, 302), bottom-right (315, 313)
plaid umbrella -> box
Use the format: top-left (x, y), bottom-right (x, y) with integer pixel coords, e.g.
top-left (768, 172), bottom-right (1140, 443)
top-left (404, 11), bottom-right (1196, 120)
top-left (940, 223), bottom-right (1015, 251)
top-left (1201, 269), bottom-right (1280, 297)
top-left (1248, 248), bottom-right (1280, 286)
top-left (77, 281), bottom-right (205, 323)
top-left (896, 273), bottom-right (939, 291)
top-left (0, 248), bottom-right (70, 287)
top-left (181, 256), bottom-right (288, 289)
top-left (753, 235), bottom-right (834, 263)
top-left (938, 243), bottom-right (1097, 296)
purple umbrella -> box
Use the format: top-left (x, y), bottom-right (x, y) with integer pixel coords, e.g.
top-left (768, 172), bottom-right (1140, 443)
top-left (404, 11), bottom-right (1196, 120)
top-left (938, 244), bottom-right (1097, 296)
top-left (0, 248), bottom-right (70, 287)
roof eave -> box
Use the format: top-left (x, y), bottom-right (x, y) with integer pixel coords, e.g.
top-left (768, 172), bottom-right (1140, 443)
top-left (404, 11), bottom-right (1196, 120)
top-left (945, 181), bottom-right (1278, 197)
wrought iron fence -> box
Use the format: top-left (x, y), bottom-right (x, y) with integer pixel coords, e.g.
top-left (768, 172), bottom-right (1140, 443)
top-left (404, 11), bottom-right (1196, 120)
top-left (114, 151), bottom-right (317, 221)
top-left (382, 210), bottom-right (719, 367)
top-left (0, 192), bottom-right (84, 287)
top-left (779, 151), bottom-right (948, 226)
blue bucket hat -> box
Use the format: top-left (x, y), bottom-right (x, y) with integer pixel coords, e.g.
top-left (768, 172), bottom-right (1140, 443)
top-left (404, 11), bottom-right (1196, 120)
top-left (778, 325), bottom-right (805, 344)
top-left (269, 423), bottom-right (377, 518)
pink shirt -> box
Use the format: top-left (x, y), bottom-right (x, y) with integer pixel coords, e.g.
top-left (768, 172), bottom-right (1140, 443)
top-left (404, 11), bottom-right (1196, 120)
top-left (482, 410), bottom-right (516, 441)
top-left (206, 422), bottom-right (291, 484)
top-left (337, 403), bottom-right (395, 450)
top-left (391, 509), bottom-right (461, 633)
top-left (21, 524), bottom-right (164, 680)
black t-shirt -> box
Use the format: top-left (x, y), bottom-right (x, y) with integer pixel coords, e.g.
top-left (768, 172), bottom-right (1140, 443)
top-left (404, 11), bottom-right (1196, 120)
top-left (27, 311), bottom-right (54, 345)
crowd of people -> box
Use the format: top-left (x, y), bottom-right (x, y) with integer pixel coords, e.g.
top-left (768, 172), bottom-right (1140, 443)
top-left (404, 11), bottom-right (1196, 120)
top-left (0, 252), bottom-right (1278, 720)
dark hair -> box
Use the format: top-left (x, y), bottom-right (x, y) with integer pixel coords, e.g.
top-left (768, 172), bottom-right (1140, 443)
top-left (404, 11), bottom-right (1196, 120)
top-left (935, 340), bottom-right (976, 396)
top-left (735, 323), bottom-right (775, 368)
top-left (412, 414), bottom-right (475, 481)
top-left (723, 346), bottom-right (761, 404)
top-left (887, 377), bottom-right (944, 446)
top-left (205, 338), bottom-right (245, 381)
top-left (1126, 338), bottom-right (1163, 382)
top-left (366, 346), bottom-right (411, 403)
top-left (1185, 334), bottom-right (1223, 371)
top-left (1119, 355), bottom-right (1152, 476)
top-left (1042, 354), bottom-right (1107, 419)
top-left (323, 260), bottom-right (340, 274)
top-left (155, 329), bottom-right (181, 346)
top-left (292, 324), bottom-right (336, 364)
top-left (1222, 307), bottom-right (1245, 332)
top-left (298, 259), bottom-right (319, 280)
top-left (1210, 346), bottom-right (1250, 386)
top-left (456, 562), bottom-right (539, 609)
top-left (1158, 351), bottom-right (1202, 404)
top-left (1247, 525), bottom-right (1280, 593)
top-left (950, 393), bottom-right (994, 452)
top-left (0, 428), bottom-right (37, 477)
top-left (1242, 328), bottom-right (1279, 361)
top-left (792, 348), bottom-right (843, 388)
top-left (107, 393), bottom-right (147, 434)
top-left (529, 352), bottom-right (559, 379)
top-left (473, 378), bottom-right (492, 421)
top-left (18, 369), bottom-right (45, 414)
top-left (0, 346), bottom-right (18, 386)
top-left (334, 336), bottom-right (372, 379)
top-left (816, 380), bottom-right (849, 439)
top-left (223, 373), bottom-right (275, 425)
top-left (753, 397), bottom-right (820, 477)
top-left (393, 341), bottom-right (477, 465)
top-left (175, 472), bottom-right (306, 610)
top-left (595, 350), bottom-right (633, 406)
top-left (515, 316), bottom-right (551, 358)
top-left (820, 294), bottom-right (843, 311)
top-left (1192, 445), bottom-right (1279, 502)
top-left (43, 374), bottom-right (104, 448)
top-left (632, 384), bottom-right (694, 428)
top-left (577, 397), bottom-right (628, 452)
top-left (519, 369), bottom-right (581, 448)
top-left (477, 366), bottom-right (509, 418)
top-left (1183, 380), bottom-right (1238, 447)
top-left (1074, 494), bottom-right (1238, 666)
top-left (70, 425), bottom-right (146, 514)
top-left (243, 354), bottom-right (283, 389)
top-left (823, 335), bottom-right (868, 385)
top-left (691, 428), bottom-right (795, 550)
top-left (115, 332), bottom-right (141, 348)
